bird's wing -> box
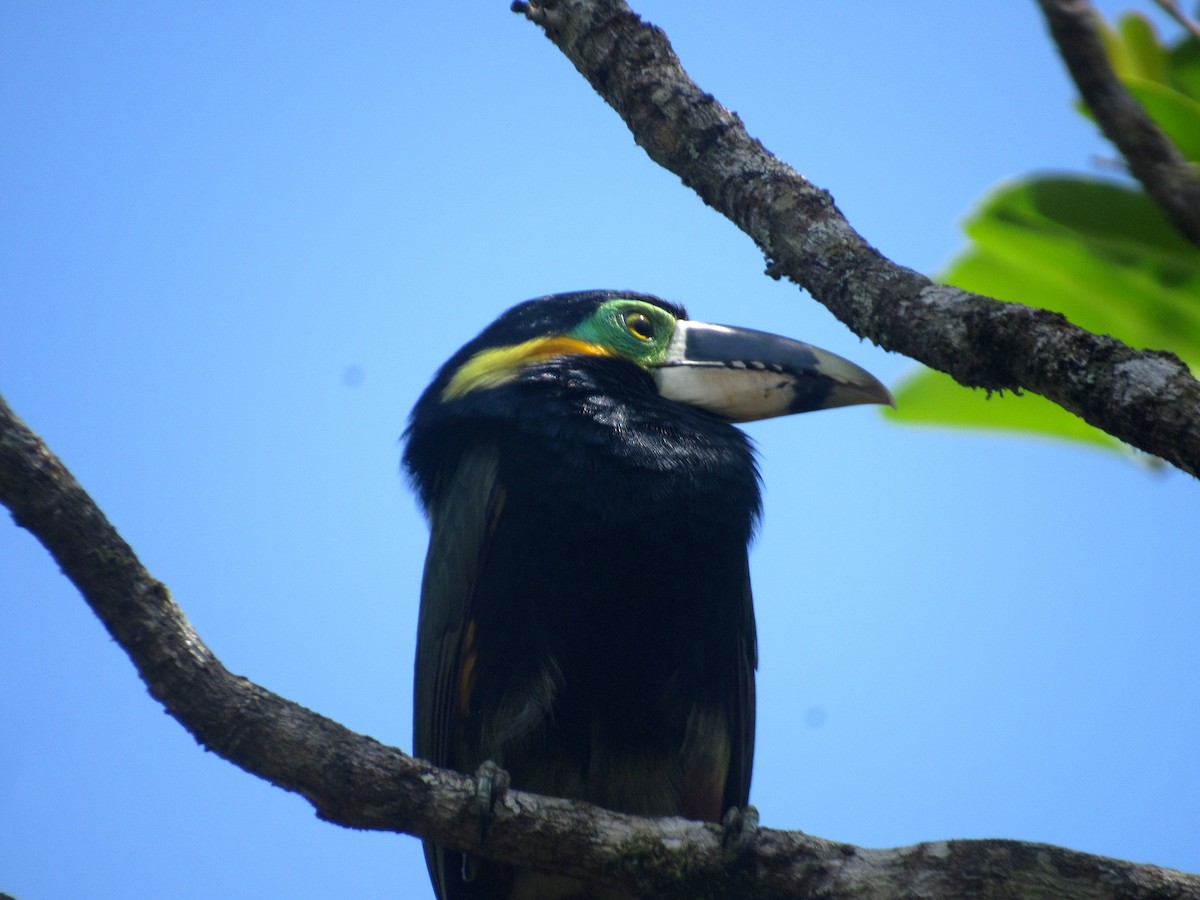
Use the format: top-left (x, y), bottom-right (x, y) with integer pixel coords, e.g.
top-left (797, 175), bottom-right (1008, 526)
top-left (729, 566), bottom-right (757, 811)
top-left (413, 445), bottom-right (501, 765)
top-left (413, 445), bottom-right (503, 900)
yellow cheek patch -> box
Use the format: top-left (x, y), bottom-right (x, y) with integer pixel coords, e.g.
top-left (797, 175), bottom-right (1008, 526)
top-left (441, 336), bottom-right (613, 401)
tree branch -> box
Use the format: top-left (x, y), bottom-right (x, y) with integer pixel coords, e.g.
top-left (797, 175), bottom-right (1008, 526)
top-left (511, 0), bottom-right (1200, 478)
top-left (1036, 0), bottom-right (1200, 246)
top-left (1152, 0), bottom-right (1200, 43)
top-left (4, 388), bottom-right (1200, 897)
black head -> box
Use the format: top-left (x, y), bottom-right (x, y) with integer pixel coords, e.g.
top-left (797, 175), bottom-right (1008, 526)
top-left (402, 290), bottom-right (892, 515)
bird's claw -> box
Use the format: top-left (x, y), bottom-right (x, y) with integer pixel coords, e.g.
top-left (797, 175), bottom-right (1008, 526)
top-left (721, 804), bottom-right (760, 860)
top-left (473, 759), bottom-right (511, 847)
top-left (461, 760), bottom-right (511, 883)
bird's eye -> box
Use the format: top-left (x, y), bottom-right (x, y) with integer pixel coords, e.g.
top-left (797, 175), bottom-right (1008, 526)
top-left (624, 312), bottom-right (655, 341)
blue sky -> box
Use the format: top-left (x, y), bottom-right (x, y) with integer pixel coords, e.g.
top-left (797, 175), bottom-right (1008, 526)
top-left (2, 3), bottom-right (1197, 898)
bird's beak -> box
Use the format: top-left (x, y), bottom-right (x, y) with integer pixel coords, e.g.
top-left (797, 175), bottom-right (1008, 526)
top-left (652, 320), bottom-right (894, 423)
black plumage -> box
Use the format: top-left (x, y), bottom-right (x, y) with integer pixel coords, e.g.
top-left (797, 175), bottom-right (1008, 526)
top-left (403, 290), bottom-right (890, 899)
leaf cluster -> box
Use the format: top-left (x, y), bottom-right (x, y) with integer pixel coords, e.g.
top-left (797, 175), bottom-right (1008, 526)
top-left (889, 11), bottom-right (1200, 458)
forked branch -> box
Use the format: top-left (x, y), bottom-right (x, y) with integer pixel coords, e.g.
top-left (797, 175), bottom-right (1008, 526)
top-left (1037, 0), bottom-right (1200, 246)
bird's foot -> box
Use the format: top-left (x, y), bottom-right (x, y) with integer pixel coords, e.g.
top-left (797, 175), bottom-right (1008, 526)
top-left (473, 759), bottom-right (511, 847)
top-left (461, 760), bottom-right (511, 882)
top-left (720, 804), bottom-right (760, 860)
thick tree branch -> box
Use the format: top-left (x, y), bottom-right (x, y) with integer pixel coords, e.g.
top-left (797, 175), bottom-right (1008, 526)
top-left (5, 391), bottom-right (1200, 898)
top-left (512, 0), bottom-right (1200, 478)
top-left (1037, 0), bottom-right (1200, 246)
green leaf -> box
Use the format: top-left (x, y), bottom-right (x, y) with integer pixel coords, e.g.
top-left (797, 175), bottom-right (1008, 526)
top-left (955, 179), bottom-right (1200, 356)
top-left (884, 368), bottom-right (1129, 452)
top-left (1110, 12), bottom-right (1170, 83)
top-left (1167, 35), bottom-right (1200, 100)
top-left (1122, 77), bottom-right (1200, 161)
top-left (889, 178), bottom-right (1200, 456)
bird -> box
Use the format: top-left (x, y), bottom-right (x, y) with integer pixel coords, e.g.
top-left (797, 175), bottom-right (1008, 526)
top-left (403, 290), bottom-right (892, 899)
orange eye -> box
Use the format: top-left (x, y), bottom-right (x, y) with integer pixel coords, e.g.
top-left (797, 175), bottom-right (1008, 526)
top-left (624, 312), bottom-right (655, 341)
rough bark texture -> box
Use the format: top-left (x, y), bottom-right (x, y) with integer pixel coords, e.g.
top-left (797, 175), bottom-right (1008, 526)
top-left (1037, 0), bottom-right (1200, 247)
top-left (1152, 0), bottom-right (1200, 43)
top-left (4, 390), bottom-right (1200, 897)
top-left (511, 0), bottom-right (1200, 478)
